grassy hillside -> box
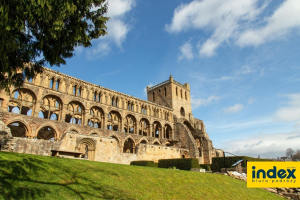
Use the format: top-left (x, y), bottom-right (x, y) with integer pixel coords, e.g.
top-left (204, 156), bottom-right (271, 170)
top-left (0, 152), bottom-right (282, 200)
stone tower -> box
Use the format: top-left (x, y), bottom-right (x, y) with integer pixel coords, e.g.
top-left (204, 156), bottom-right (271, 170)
top-left (147, 75), bottom-right (192, 120)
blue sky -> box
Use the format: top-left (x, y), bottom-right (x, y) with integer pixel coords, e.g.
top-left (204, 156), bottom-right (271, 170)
top-left (49, 0), bottom-right (300, 158)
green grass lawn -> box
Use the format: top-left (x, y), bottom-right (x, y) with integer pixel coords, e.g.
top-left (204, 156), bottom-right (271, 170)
top-left (0, 151), bottom-right (282, 200)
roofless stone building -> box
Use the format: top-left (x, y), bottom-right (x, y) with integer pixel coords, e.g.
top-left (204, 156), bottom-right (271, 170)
top-left (0, 67), bottom-right (223, 164)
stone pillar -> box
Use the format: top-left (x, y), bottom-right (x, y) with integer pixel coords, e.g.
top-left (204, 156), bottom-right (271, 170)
top-left (60, 103), bottom-right (67, 122)
top-left (84, 109), bottom-right (89, 125)
top-left (103, 113), bottom-right (107, 131)
top-left (150, 124), bottom-right (153, 137)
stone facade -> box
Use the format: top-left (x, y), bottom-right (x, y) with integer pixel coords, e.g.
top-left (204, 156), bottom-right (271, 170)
top-left (0, 67), bottom-right (223, 164)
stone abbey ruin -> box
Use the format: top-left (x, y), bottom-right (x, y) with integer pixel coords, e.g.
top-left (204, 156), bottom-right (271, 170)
top-left (0, 67), bottom-right (223, 164)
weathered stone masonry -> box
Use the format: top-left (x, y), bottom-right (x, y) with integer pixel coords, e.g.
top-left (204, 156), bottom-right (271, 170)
top-left (0, 67), bottom-right (223, 164)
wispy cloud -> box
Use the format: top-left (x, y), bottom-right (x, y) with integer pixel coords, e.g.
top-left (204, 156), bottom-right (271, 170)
top-left (223, 129), bottom-right (300, 158)
top-left (166, 0), bottom-right (300, 57)
top-left (191, 95), bottom-right (219, 109)
top-left (274, 93), bottom-right (300, 126)
top-left (248, 97), bottom-right (257, 105)
top-left (178, 40), bottom-right (194, 61)
top-left (86, 0), bottom-right (135, 59)
top-left (238, 0), bottom-right (300, 47)
top-left (165, 0), bottom-right (269, 57)
top-left (223, 104), bottom-right (244, 114)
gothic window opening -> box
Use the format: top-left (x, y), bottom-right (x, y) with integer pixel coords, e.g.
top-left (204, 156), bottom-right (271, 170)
top-left (88, 107), bottom-right (103, 128)
top-left (140, 118), bottom-right (149, 136)
top-left (73, 86), bottom-right (77, 95)
top-left (98, 93), bottom-right (101, 102)
top-left (123, 138), bottom-right (135, 153)
top-left (164, 124), bottom-right (172, 139)
top-left (50, 78), bottom-right (54, 89)
top-left (176, 87), bottom-right (178, 96)
top-left (65, 101), bottom-right (84, 125)
top-left (9, 89), bottom-right (35, 116)
top-left (153, 121), bottom-right (161, 138)
top-left (185, 91), bottom-right (187, 100)
top-left (124, 115), bottom-right (136, 134)
top-left (78, 87), bottom-right (81, 96)
top-left (107, 111), bottom-right (121, 132)
top-left (94, 92), bottom-right (97, 101)
top-left (164, 87), bottom-right (167, 96)
top-left (37, 126), bottom-right (56, 141)
top-left (180, 107), bottom-right (185, 117)
top-left (8, 122), bottom-right (28, 138)
top-left (56, 80), bottom-right (60, 91)
top-left (181, 89), bottom-right (183, 98)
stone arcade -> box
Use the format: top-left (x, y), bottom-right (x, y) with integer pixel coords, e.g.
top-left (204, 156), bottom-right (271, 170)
top-left (0, 67), bottom-right (223, 164)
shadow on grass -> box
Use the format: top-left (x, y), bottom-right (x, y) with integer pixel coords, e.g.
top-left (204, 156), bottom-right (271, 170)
top-left (0, 153), bottom-right (135, 199)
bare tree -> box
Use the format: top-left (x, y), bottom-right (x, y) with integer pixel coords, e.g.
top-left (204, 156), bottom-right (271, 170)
top-left (292, 149), bottom-right (300, 160)
top-left (286, 148), bottom-right (295, 158)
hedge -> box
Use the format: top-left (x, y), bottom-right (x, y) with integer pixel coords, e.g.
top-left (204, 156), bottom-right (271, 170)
top-left (158, 158), bottom-right (200, 170)
top-left (211, 156), bottom-right (270, 172)
top-left (130, 160), bottom-right (157, 167)
top-left (200, 164), bottom-right (211, 171)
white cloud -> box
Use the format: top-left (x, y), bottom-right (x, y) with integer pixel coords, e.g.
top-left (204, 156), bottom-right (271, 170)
top-left (86, 42), bottom-right (111, 60)
top-left (248, 97), bottom-right (257, 105)
top-left (106, 19), bottom-right (130, 47)
top-left (274, 93), bottom-right (300, 125)
top-left (178, 40), bottom-right (194, 61)
top-left (166, 0), bottom-right (300, 57)
top-left (237, 66), bottom-right (255, 75)
top-left (223, 104), bottom-right (244, 114)
top-left (238, 0), bottom-right (300, 47)
top-left (143, 83), bottom-right (154, 96)
top-left (191, 95), bottom-right (219, 109)
top-left (87, 0), bottom-right (135, 59)
top-left (224, 129), bottom-right (300, 158)
top-left (165, 0), bottom-right (267, 57)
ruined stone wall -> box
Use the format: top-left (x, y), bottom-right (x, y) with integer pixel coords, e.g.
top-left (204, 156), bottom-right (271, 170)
top-left (1, 137), bottom-right (60, 156)
top-left (0, 67), bottom-right (222, 165)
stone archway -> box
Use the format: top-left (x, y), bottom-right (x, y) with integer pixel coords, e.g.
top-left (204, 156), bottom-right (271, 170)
top-left (76, 138), bottom-right (96, 161)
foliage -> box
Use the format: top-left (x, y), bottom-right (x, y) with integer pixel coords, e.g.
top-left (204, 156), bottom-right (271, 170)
top-left (211, 156), bottom-right (271, 172)
top-left (200, 164), bottom-right (211, 171)
top-left (158, 158), bottom-right (200, 170)
top-left (0, 0), bottom-right (109, 92)
top-left (130, 160), bottom-right (157, 167)
top-left (0, 152), bottom-right (282, 199)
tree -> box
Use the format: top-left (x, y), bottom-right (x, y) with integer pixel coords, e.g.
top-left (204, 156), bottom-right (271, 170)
top-left (292, 149), bottom-right (300, 161)
top-left (286, 148), bottom-right (295, 158)
top-left (0, 0), bottom-right (109, 92)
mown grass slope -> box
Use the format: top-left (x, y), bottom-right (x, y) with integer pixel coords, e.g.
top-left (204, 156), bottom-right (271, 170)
top-left (0, 152), bottom-right (282, 200)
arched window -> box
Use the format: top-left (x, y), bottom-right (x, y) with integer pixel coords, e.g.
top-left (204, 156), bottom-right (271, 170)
top-left (180, 89), bottom-right (183, 98)
top-left (28, 78), bottom-right (33, 83)
top-left (127, 102), bottom-right (130, 110)
top-left (116, 98), bottom-right (118, 107)
top-left (50, 78), bottom-right (54, 89)
top-left (94, 92), bottom-right (97, 101)
top-left (164, 87), bottom-right (167, 96)
top-left (176, 87), bottom-right (178, 96)
top-left (56, 80), bottom-right (60, 90)
top-left (131, 104), bottom-right (133, 111)
top-left (180, 107), bottom-right (185, 117)
top-left (73, 86), bottom-right (77, 95)
top-left (185, 91), bottom-right (187, 100)
top-left (98, 93), bottom-right (101, 102)
top-left (78, 87), bottom-right (81, 96)
top-left (111, 97), bottom-right (114, 106)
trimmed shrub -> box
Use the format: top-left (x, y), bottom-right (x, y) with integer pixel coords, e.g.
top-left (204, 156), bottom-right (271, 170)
top-left (200, 164), bottom-right (211, 171)
top-left (158, 158), bottom-right (200, 170)
top-left (211, 156), bottom-right (270, 172)
top-left (130, 160), bottom-right (157, 167)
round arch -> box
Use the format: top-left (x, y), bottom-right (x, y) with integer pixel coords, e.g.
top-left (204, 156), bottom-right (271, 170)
top-left (152, 121), bottom-right (162, 138)
top-left (76, 138), bottom-right (96, 161)
top-left (35, 123), bottom-right (59, 141)
top-left (7, 121), bottom-right (29, 138)
top-left (152, 138), bottom-right (161, 145)
top-left (123, 137), bottom-right (135, 153)
top-left (107, 110), bottom-right (122, 132)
